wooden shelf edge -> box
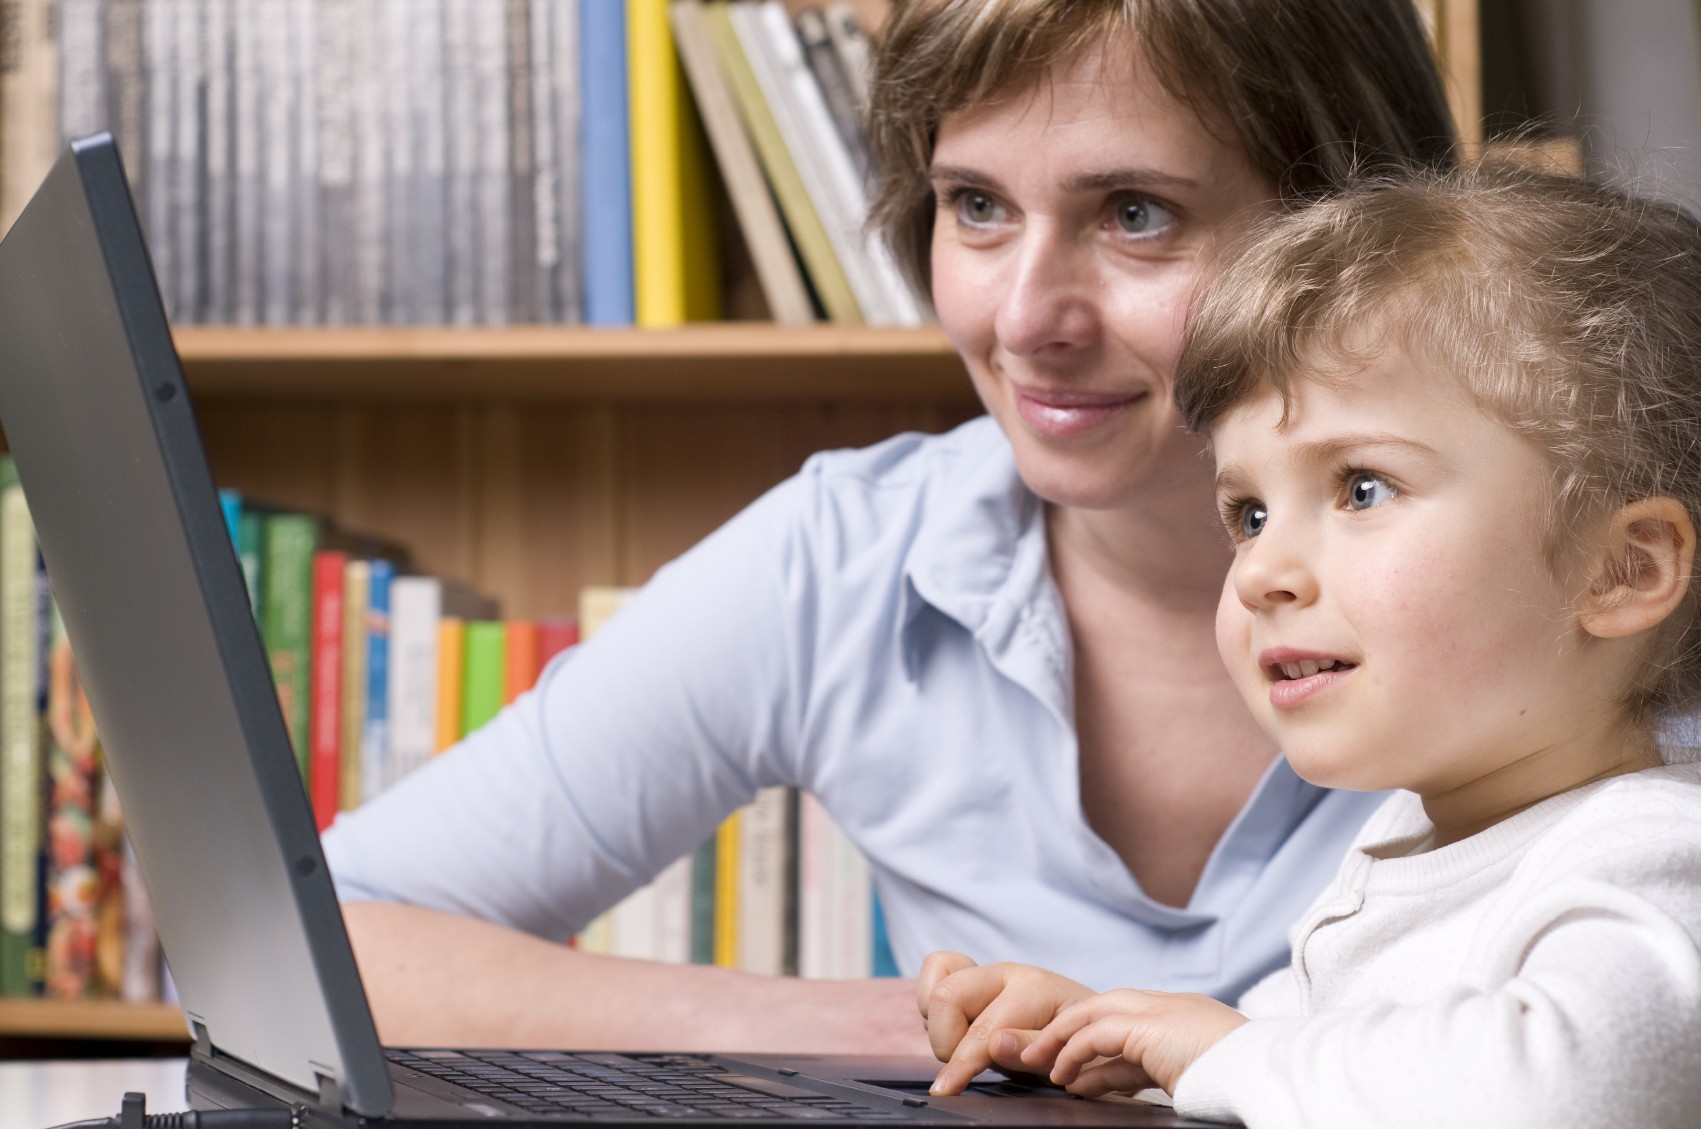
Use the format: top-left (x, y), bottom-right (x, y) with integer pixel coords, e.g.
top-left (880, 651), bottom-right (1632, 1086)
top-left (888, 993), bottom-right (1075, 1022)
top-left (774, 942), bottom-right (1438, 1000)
top-left (171, 325), bottom-right (977, 404)
top-left (0, 998), bottom-right (189, 1042)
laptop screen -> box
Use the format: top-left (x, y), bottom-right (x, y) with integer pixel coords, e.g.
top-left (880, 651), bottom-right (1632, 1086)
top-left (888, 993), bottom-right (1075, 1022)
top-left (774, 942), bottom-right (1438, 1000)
top-left (0, 135), bottom-right (392, 1117)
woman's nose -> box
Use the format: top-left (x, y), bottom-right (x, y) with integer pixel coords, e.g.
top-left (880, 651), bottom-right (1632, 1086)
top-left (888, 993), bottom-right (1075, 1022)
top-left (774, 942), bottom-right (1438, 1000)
top-left (993, 232), bottom-right (1099, 357)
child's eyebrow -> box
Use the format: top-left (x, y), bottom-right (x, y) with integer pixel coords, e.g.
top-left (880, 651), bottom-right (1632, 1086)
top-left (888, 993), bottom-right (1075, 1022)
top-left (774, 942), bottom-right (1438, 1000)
top-left (1291, 434), bottom-right (1443, 466)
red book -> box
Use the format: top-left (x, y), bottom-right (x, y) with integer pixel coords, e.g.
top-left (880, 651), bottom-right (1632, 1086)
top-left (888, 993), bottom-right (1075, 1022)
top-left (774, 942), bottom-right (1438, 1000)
top-left (309, 550), bottom-right (347, 831)
top-left (503, 619), bottom-right (540, 704)
top-left (536, 616), bottom-right (580, 673)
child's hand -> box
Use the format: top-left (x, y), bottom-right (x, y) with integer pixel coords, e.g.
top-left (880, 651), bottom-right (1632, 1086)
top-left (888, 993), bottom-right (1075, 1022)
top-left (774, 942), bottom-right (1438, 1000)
top-left (1017, 989), bottom-right (1248, 1097)
top-left (916, 951), bottom-right (1095, 1095)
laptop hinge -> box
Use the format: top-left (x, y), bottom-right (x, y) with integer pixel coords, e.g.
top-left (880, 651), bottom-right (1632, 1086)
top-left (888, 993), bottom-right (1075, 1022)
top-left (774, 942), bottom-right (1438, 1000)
top-left (189, 1016), bottom-right (213, 1059)
top-left (311, 1061), bottom-right (344, 1114)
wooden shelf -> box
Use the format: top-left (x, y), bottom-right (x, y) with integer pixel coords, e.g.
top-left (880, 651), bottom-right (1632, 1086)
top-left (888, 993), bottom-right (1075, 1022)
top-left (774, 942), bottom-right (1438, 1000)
top-left (0, 998), bottom-right (188, 1042)
top-left (173, 325), bottom-right (975, 405)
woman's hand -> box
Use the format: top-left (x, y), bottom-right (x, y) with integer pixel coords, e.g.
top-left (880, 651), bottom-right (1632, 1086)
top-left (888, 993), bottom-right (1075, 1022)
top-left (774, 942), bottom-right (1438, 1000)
top-left (1016, 989), bottom-right (1248, 1097)
top-left (916, 951), bottom-right (1096, 1095)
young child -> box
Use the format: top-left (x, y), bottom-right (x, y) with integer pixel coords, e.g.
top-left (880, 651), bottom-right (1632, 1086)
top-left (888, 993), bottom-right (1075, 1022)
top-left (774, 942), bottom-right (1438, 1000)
top-left (917, 162), bottom-right (1701, 1127)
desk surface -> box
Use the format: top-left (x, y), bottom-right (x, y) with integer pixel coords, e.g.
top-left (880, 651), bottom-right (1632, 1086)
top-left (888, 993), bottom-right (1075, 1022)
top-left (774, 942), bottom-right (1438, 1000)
top-left (0, 1058), bottom-right (188, 1128)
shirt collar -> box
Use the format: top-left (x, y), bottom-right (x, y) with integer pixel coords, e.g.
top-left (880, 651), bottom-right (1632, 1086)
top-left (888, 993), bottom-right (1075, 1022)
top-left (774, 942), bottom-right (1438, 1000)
top-left (895, 419), bottom-right (1071, 713)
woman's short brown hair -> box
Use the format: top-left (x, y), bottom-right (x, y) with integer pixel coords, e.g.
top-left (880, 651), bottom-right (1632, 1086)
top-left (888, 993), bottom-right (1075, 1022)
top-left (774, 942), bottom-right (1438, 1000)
top-left (1173, 161), bottom-right (1701, 718)
top-left (867, 0), bottom-right (1459, 297)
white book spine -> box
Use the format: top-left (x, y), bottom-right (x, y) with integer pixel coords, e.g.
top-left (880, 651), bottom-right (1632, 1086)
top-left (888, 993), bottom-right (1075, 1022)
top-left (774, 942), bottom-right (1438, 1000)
top-left (832, 811), bottom-right (873, 977)
top-left (473, 0), bottom-right (512, 325)
top-left (350, 0), bottom-right (387, 323)
top-left (412, 0), bottom-right (450, 325)
top-left (382, 0), bottom-right (417, 323)
top-left (141, 0), bottom-right (176, 317)
top-left (737, 785), bottom-right (793, 976)
top-left (527, 0), bottom-right (561, 320)
top-left (202, 0), bottom-right (233, 324)
top-left (258, 0), bottom-right (295, 325)
top-left (753, 0), bottom-right (921, 327)
top-left (384, 575), bottom-right (441, 791)
top-left (547, 0), bottom-right (579, 322)
top-left (316, 0), bottom-right (355, 325)
top-left (290, 0), bottom-right (321, 324)
top-left (170, 0), bottom-right (203, 323)
top-left (444, 0), bottom-right (478, 325)
top-left (797, 791), bottom-right (832, 979)
top-left (56, 0), bottom-right (105, 143)
top-left (230, 0), bottom-right (262, 324)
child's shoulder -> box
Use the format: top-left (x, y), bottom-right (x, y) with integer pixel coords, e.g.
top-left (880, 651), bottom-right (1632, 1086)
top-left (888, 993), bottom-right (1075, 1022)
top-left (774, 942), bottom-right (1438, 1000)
top-left (1526, 759), bottom-right (1701, 882)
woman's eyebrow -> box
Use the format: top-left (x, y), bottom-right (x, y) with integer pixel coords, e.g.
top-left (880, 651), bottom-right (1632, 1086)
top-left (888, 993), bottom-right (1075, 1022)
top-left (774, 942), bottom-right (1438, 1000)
top-left (1062, 168), bottom-right (1202, 193)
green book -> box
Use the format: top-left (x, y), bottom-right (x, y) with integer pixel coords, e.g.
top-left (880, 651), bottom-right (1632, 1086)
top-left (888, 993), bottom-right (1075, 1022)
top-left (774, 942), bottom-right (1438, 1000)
top-left (0, 457), bottom-right (43, 995)
top-left (459, 620), bottom-right (507, 737)
top-left (689, 834), bottom-right (718, 965)
top-left (260, 512), bottom-right (318, 780)
top-left (237, 508), bottom-right (265, 618)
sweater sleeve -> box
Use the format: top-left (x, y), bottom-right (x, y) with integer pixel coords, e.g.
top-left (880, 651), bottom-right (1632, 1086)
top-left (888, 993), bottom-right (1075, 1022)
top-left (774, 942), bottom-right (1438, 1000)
top-left (1172, 787), bottom-right (1701, 1129)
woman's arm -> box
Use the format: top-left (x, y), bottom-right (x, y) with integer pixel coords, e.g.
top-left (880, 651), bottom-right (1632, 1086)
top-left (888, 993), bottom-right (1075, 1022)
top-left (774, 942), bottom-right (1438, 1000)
top-left (343, 901), bottom-right (931, 1053)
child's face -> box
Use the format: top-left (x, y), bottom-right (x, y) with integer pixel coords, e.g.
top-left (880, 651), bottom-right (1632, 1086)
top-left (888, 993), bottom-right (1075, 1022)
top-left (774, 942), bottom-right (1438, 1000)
top-left (1209, 350), bottom-right (1637, 830)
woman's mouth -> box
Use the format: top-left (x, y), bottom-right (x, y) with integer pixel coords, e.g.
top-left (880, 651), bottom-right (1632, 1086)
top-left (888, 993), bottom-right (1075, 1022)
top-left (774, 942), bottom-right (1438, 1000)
top-left (1014, 388), bottom-right (1147, 440)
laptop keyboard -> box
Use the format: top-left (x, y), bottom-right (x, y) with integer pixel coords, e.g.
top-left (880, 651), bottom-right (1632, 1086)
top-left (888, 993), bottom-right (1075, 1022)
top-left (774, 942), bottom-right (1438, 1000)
top-left (389, 1049), bottom-right (920, 1121)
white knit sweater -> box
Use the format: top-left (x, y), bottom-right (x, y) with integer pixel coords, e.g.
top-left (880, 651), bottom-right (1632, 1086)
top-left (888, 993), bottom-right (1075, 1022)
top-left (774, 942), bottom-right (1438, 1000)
top-left (1172, 755), bottom-right (1701, 1128)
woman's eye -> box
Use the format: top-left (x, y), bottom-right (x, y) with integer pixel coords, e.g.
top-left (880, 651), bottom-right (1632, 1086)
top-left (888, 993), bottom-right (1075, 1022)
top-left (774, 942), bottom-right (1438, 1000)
top-left (957, 191), bottom-right (1004, 225)
top-left (1239, 502), bottom-right (1268, 539)
top-left (1345, 472), bottom-right (1398, 511)
top-left (1113, 196), bottom-right (1175, 237)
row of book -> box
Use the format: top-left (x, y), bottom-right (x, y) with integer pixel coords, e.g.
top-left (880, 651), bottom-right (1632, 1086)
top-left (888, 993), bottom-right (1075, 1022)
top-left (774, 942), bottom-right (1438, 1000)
top-left (0, 0), bottom-right (917, 330)
top-left (2, 476), bottom-right (899, 998)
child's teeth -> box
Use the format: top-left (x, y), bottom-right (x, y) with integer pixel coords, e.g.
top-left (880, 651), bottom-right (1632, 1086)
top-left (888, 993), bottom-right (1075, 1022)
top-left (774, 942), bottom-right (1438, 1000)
top-left (1299, 659), bottom-right (1319, 677)
top-left (1282, 663), bottom-right (1301, 679)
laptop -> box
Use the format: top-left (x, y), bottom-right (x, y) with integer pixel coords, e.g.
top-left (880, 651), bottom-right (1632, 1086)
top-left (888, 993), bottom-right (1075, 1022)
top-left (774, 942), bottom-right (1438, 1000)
top-left (0, 135), bottom-right (1211, 1128)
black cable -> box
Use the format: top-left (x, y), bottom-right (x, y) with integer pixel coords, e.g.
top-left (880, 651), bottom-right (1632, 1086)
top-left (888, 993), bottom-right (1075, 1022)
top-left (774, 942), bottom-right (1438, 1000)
top-left (43, 1091), bottom-right (297, 1129)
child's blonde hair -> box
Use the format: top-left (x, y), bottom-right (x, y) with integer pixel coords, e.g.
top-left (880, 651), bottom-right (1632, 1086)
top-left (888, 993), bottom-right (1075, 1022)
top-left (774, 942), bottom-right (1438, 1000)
top-left (1173, 161), bottom-right (1701, 718)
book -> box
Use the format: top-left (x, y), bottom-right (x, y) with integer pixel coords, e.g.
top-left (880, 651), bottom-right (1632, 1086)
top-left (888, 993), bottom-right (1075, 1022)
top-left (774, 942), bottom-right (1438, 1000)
top-left (260, 511), bottom-right (318, 779)
top-left (0, 0), bottom-right (60, 235)
top-left (309, 549), bottom-right (347, 830)
top-left (386, 574), bottom-right (442, 788)
top-left (712, 808), bottom-right (739, 968)
top-left (536, 615), bottom-right (580, 670)
top-left (460, 619), bottom-right (507, 736)
top-left (688, 833), bottom-right (716, 964)
top-left (503, 617), bottom-right (540, 702)
top-left (627, 0), bottom-right (721, 326)
top-left (43, 601), bottom-right (100, 999)
top-left (739, 0), bottom-right (922, 327)
top-left (820, 2), bottom-right (872, 123)
top-left (703, 1), bottom-right (859, 323)
top-left (435, 616), bottom-right (467, 752)
top-left (0, 457), bottom-right (44, 995)
top-left (579, 0), bottom-right (631, 323)
top-left (504, 0), bottom-right (539, 323)
top-left (359, 558), bottom-right (395, 804)
top-left (669, 0), bottom-right (814, 325)
top-left (736, 785), bottom-right (795, 975)
top-left (473, 0), bottom-right (514, 326)
top-left (793, 5), bottom-right (867, 183)
top-left (338, 557), bottom-right (372, 813)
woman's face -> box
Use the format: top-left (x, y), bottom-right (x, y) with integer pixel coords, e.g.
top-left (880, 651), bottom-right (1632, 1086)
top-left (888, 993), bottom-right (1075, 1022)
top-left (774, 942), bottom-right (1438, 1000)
top-left (930, 46), bottom-right (1276, 514)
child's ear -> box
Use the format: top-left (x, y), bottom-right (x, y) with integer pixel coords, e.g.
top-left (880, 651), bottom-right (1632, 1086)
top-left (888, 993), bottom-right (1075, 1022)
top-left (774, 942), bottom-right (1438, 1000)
top-left (1578, 497), bottom-right (1696, 640)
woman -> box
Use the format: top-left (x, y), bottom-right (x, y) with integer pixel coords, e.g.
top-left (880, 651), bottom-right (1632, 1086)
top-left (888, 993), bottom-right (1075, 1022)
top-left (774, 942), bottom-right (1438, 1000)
top-left (323, 0), bottom-right (1457, 1053)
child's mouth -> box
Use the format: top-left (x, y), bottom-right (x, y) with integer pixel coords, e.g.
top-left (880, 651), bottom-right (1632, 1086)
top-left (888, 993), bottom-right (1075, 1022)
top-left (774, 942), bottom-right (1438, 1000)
top-left (1272, 658), bottom-right (1354, 680)
top-left (1264, 658), bottom-right (1357, 708)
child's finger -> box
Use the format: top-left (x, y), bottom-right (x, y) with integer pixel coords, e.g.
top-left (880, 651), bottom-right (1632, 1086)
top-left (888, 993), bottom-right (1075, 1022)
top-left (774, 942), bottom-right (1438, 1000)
top-left (1051, 1016), bottom-right (1142, 1083)
top-left (1062, 1059), bottom-right (1156, 1099)
top-left (916, 951), bottom-right (977, 1019)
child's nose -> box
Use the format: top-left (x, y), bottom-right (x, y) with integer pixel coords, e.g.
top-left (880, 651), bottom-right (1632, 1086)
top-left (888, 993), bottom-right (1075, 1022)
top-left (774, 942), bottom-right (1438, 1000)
top-left (1231, 523), bottom-right (1318, 611)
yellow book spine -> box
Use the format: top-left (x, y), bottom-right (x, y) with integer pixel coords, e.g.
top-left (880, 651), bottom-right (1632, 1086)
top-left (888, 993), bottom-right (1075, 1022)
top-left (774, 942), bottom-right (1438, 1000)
top-left (628, 0), bottom-right (722, 326)
top-left (435, 617), bottom-right (466, 754)
top-left (713, 812), bottom-right (741, 968)
top-left (339, 559), bottom-right (371, 811)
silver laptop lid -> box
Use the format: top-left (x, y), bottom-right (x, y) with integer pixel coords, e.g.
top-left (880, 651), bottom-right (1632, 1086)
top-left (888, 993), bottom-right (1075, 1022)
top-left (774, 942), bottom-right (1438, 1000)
top-left (0, 134), bottom-right (392, 1117)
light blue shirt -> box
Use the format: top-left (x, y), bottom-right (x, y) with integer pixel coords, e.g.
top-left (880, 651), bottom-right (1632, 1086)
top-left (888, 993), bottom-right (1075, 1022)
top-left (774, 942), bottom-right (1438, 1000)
top-left (322, 416), bottom-right (1386, 1001)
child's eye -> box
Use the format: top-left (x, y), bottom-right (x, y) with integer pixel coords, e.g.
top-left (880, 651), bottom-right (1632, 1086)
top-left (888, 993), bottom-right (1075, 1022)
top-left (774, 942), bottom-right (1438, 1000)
top-left (1344, 472), bottom-right (1398, 511)
top-left (1221, 498), bottom-right (1268, 540)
